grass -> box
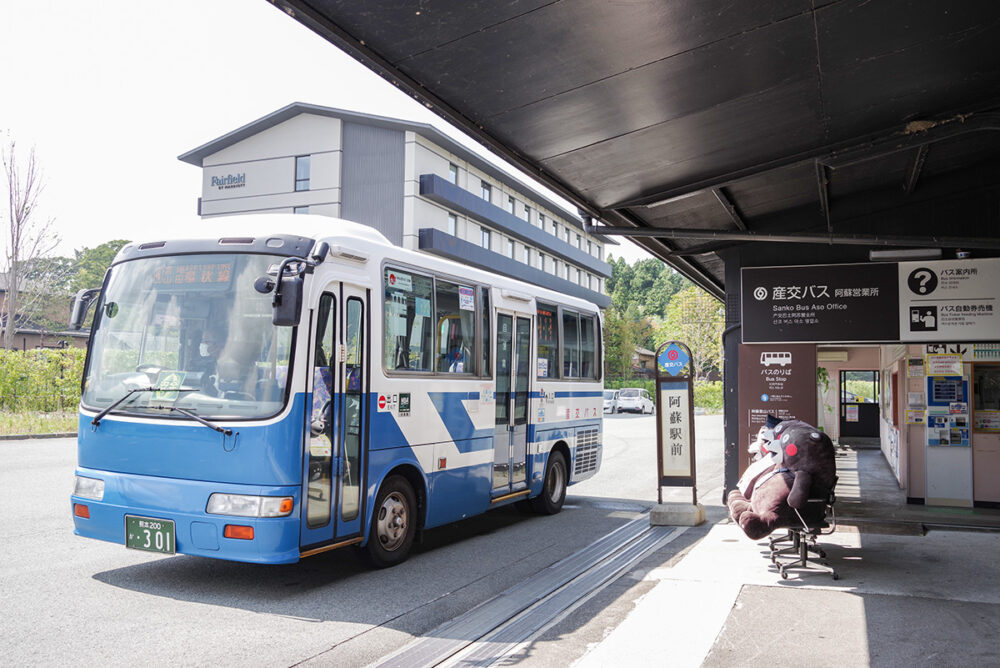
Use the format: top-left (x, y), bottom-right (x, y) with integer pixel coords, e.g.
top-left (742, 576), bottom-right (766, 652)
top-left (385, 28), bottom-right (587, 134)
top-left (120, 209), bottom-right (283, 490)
top-left (0, 411), bottom-right (78, 437)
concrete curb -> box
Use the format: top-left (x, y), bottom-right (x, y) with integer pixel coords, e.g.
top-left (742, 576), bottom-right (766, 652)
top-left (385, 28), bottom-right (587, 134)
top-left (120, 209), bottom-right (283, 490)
top-left (0, 432), bottom-right (77, 441)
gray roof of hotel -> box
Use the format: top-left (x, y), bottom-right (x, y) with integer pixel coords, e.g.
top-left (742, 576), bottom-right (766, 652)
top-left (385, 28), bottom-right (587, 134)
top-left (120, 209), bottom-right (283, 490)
top-left (178, 102), bottom-right (616, 244)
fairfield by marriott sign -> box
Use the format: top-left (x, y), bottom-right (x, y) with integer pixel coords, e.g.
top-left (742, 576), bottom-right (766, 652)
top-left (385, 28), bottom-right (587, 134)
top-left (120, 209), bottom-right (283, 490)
top-left (210, 173), bottom-right (246, 190)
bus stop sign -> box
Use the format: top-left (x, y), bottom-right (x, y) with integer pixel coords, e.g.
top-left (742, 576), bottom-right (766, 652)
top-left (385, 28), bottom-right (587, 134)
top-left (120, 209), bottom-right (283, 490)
top-left (654, 340), bottom-right (697, 506)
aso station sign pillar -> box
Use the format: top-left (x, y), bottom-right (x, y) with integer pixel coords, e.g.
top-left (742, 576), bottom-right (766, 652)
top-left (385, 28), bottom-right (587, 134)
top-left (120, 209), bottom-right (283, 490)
top-left (650, 341), bottom-right (706, 527)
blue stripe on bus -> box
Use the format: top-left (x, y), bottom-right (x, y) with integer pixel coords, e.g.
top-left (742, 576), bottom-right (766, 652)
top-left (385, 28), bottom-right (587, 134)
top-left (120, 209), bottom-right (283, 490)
top-left (553, 391), bottom-right (604, 398)
top-left (429, 391), bottom-right (494, 444)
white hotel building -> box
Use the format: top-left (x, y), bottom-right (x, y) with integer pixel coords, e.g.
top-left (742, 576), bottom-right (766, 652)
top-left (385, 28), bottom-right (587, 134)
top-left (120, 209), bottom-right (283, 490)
top-left (180, 102), bottom-right (616, 307)
top-left (178, 103), bottom-right (613, 307)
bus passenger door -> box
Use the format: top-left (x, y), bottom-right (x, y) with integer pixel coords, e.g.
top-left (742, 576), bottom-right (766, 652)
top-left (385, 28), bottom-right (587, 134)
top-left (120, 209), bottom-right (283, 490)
top-left (301, 284), bottom-right (367, 549)
top-left (493, 313), bottom-right (531, 495)
top-left (302, 291), bottom-right (338, 547)
top-left (335, 286), bottom-right (367, 539)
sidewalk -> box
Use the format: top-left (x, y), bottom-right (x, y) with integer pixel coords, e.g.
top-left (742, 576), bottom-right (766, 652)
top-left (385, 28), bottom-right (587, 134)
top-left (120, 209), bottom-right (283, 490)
top-left (576, 448), bottom-right (1000, 667)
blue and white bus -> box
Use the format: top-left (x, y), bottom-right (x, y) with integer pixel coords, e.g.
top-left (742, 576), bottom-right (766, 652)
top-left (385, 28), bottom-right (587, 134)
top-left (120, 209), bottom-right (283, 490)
top-left (70, 216), bottom-right (603, 566)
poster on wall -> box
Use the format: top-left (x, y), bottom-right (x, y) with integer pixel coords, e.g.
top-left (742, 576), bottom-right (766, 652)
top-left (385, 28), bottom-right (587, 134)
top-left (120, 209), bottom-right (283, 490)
top-left (899, 258), bottom-right (1000, 342)
top-left (738, 344), bottom-right (817, 473)
top-left (926, 376), bottom-right (970, 447)
top-left (907, 357), bottom-right (924, 377)
top-left (906, 409), bottom-right (925, 425)
top-left (925, 354), bottom-right (963, 377)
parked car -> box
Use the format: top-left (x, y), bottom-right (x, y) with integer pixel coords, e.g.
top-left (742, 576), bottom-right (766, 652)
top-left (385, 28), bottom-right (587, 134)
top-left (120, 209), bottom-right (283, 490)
top-left (618, 387), bottom-right (655, 414)
top-left (603, 389), bottom-right (620, 413)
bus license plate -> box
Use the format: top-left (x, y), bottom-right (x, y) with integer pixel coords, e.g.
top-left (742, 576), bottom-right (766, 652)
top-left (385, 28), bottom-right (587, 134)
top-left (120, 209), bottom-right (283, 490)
top-left (125, 515), bottom-right (176, 554)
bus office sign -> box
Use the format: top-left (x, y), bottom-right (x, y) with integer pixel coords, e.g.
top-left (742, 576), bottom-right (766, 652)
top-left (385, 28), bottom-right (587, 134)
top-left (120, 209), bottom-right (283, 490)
top-left (654, 341), bottom-right (697, 505)
top-left (742, 262), bottom-right (899, 343)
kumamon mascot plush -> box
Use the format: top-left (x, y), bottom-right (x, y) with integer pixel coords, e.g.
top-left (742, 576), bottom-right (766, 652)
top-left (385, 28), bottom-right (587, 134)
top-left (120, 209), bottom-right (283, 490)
top-left (727, 419), bottom-right (836, 540)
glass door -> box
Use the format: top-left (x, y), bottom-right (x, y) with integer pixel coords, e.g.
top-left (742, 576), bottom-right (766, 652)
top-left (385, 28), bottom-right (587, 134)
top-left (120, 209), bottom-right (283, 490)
top-left (301, 284), bottom-right (368, 548)
top-left (492, 313), bottom-right (530, 494)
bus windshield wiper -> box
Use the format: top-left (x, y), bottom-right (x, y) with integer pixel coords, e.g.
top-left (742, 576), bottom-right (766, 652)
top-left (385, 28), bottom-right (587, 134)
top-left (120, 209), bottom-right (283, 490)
top-left (166, 406), bottom-right (233, 436)
top-left (91, 386), bottom-right (197, 427)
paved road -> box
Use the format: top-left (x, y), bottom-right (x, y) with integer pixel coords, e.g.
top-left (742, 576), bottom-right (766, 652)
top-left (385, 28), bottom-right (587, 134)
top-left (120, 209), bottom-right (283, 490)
top-left (0, 415), bottom-right (723, 667)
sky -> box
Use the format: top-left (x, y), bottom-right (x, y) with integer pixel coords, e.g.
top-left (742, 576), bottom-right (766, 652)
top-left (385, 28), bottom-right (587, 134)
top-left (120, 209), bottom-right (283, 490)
top-left (0, 1), bottom-right (651, 263)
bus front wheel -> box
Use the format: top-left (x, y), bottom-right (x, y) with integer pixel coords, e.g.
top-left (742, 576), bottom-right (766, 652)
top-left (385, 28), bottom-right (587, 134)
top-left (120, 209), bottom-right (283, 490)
top-left (366, 475), bottom-right (416, 568)
top-left (531, 451), bottom-right (567, 515)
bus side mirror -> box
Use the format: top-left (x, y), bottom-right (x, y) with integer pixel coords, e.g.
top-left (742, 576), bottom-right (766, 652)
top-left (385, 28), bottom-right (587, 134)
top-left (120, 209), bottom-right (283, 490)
top-left (273, 274), bottom-right (303, 326)
top-left (70, 288), bottom-right (101, 330)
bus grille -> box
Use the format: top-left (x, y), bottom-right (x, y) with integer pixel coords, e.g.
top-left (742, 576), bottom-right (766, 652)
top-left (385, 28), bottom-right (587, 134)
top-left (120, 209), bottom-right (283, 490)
top-left (574, 427), bottom-right (600, 475)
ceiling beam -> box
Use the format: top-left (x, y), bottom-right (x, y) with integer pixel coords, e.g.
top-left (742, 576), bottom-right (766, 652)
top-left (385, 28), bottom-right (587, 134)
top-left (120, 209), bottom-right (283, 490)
top-left (903, 144), bottom-right (929, 195)
top-left (611, 111), bottom-right (1000, 211)
top-left (815, 160), bottom-right (831, 234)
top-left (711, 187), bottom-right (747, 230)
top-left (585, 225), bottom-right (1000, 250)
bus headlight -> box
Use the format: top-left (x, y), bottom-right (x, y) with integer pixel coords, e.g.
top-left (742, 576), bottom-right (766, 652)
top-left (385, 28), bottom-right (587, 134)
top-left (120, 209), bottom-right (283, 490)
top-left (73, 476), bottom-right (105, 501)
top-left (206, 494), bottom-right (294, 518)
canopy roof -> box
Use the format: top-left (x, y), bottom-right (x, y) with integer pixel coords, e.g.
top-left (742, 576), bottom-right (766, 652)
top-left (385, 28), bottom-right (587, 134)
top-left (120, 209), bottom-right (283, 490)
top-left (273, 1), bottom-right (1000, 298)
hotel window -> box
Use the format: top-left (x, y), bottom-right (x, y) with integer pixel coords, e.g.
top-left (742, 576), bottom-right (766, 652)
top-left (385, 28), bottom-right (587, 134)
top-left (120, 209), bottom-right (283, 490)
top-left (506, 239), bottom-right (515, 258)
top-left (587, 240), bottom-right (592, 255)
top-left (481, 227), bottom-right (492, 249)
top-left (295, 155), bottom-right (310, 191)
top-left (522, 246), bottom-right (530, 264)
top-left (588, 274), bottom-right (594, 290)
top-left (596, 245), bottom-right (602, 261)
top-left (448, 163), bottom-right (458, 184)
top-left (575, 268), bottom-right (581, 284)
top-left (447, 213), bottom-right (457, 236)
top-left (538, 253), bottom-right (546, 272)
top-left (294, 206), bottom-right (309, 214)
top-left (506, 196), bottom-right (515, 214)
top-left (552, 221), bottom-right (559, 237)
top-left (576, 233), bottom-right (582, 249)
top-left (481, 181), bottom-right (491, 202)
top-left (538, 213), bottom-right (545, 229)
top-left (564, 228), bottom-right (570, 244)
top-left (523, 205), bottom-right (531, 223)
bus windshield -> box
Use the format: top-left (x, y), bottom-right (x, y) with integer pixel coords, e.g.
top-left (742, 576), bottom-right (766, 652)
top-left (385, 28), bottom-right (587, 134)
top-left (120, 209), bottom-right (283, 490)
top-left (81, 253), bottom-right (295, 420)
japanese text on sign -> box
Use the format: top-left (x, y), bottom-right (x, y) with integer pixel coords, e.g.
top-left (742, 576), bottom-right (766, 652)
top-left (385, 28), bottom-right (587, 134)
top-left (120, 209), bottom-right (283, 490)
top-left (659, 385), bottom-right (691, 478)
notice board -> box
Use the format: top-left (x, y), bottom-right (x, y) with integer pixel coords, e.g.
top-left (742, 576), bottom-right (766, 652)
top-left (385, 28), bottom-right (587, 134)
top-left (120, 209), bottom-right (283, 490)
top-left (738, 343), bottom-right (817, 474)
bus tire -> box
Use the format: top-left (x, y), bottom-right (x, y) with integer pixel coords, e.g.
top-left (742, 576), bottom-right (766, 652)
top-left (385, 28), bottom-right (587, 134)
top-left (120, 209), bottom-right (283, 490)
top-left (366, 475), bottom-right (416, 568)
top-left (531, 451), bottom-right (567, 515)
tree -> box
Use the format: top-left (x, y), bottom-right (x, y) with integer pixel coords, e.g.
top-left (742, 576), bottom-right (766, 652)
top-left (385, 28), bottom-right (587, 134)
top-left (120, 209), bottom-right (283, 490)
top-left (2, 138), bottom-right (61, 349)
top-left (606, 254), bottom-right (691, 320)
top-left (72, 239), bottom-right (130, 293)
top-left (603, 304), bottom-right (653, 379)
top-left (656, 286), bottom-right (725, 380)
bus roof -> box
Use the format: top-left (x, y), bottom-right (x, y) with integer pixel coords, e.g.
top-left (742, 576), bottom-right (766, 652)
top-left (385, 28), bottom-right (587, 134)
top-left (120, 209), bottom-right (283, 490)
top-left (114, 214), bottom-right (601, 314)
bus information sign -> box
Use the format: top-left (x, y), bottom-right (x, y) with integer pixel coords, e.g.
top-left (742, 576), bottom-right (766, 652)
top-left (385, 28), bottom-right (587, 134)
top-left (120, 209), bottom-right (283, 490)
top-left (150, 257), bottom-right (235, 292)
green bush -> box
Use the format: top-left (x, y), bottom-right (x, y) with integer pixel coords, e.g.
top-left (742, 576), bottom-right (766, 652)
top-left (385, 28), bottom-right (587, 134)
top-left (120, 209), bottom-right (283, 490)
top-left (0, 349), bottom-right (86, 412)
top-left (604, 377), bottom-right (723, 413)
top-left (693, 381), bottom-right (723, 413)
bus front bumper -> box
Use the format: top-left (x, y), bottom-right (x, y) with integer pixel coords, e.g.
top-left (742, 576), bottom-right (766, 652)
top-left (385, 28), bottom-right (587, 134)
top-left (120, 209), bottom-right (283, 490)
top-left (70, 467), bottom-right (302, 564)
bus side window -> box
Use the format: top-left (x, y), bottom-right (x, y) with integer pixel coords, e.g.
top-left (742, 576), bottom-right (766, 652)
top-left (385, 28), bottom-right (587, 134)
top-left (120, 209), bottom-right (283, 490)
top-left (562, 310), bottom-right (580, 378)
top-left (384, 268), bottom-right (433, 371)
top-left (537, 303), bottom-right (558, 379)
top-left (435, 280), bottom-right (475, 374)
top-left (580, 313), bottom-right (596, 379)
